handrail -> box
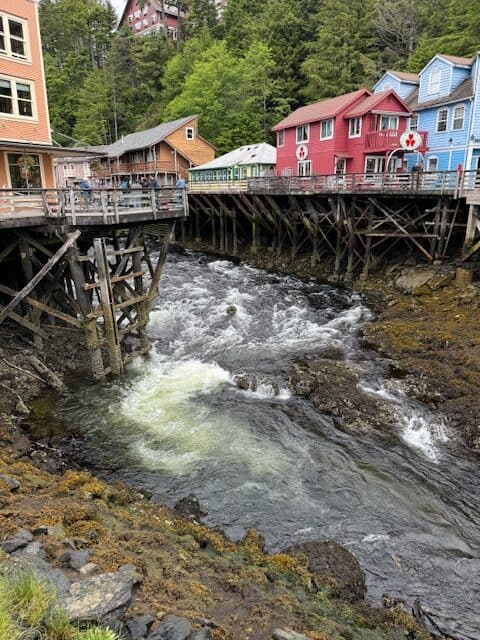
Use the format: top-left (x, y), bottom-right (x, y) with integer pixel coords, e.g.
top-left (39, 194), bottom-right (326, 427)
top-left (0, 187), bottom-right (188, 223)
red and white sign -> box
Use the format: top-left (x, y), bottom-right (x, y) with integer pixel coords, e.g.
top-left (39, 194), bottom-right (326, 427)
top-left (296, 144), bottom-right (309, 161)
top-left (400, 130), bottom-right (423, 151)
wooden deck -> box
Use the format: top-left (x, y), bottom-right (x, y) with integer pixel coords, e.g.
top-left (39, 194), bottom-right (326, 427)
top-left (188, 169), bottom-right (478, 198)
top-left (0, 187), bottom-right (188, 229)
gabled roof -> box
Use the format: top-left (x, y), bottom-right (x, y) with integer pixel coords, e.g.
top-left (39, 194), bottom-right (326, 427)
top-left (344, 90), bottom-right (412, 118)
top-left (118, 0), bottom-right (162, 26)
top-left (408, 77), bottom-right (473, 111)
top-left (386, 70), bottom-right (419, 83)
top-left (419, 53), bottom-right (473, 76)
top-left (191, 143), bottom-right (276, 171)
top-left (272, 89), bottom-right (370, 131)
top-left (85, 116), bottom-right (199, 159)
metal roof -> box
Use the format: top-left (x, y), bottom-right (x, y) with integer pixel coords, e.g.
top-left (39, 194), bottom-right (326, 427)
top-left (190, 143), bottom-right (276, 171)
top-left (83, 116), bottom-right (197, 159)
top-left (272, 89), bottom-right (370, 131)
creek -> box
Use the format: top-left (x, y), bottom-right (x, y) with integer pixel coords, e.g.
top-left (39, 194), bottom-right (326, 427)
top-left (55, 251), bottom-right (480, 640)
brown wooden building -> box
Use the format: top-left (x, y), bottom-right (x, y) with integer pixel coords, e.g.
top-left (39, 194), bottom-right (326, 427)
top-left (87, 115), bottom-right (215, 185)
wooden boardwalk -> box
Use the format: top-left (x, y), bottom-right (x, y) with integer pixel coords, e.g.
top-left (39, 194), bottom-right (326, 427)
top-left (0, 187), bottom-right (188, 380)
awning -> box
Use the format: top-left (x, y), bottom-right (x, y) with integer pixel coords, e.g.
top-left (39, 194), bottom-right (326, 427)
top-left (0, 141), bottom-right (99, 157)
top-left (335, 153), bottom-right (353, 159)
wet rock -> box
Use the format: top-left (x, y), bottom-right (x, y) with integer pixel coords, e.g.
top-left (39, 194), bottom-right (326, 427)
top-left (233, 374), bottom-right (257, 392)
top-left (225, 305), bottom-right (237, 316)
top-left (63, 564), bottom-right (140, 624)
top-left (0, 474), bottom-right (20, 491)
top-left (282, 540), bottom-right (366, 602)
top-left (174, 495), bottom-right (207, 521)
top-left (1, 528), bottom-right (33, 553)
top-left (148, 615), bottom-right (192, 640)
top-left (59, 549), bottom-right (90, 570)
top-left (273, 630), bottom-right (310, 640)
top-left (33, 526), bottom-right (49, 535)
top-left (23, 542), bottom-right (46, 559)
top-left (188, 628), bottom-right (213, 640)
top-left (126, 614), bottom-right (155, 640)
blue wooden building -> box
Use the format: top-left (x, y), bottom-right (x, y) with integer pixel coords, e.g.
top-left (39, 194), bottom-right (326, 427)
top-left (375, 53), bottom-right (480, 174)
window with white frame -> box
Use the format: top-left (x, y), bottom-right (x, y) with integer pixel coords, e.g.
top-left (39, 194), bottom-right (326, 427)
top-left (320, 118), bottom-right (334, 140)
top-left (0, 76), bottom-right (34, 118)
top-left (429, 68), bottom-right (441, 94)
top-left (296, 124), bottom-right (309, 143)
top-left (452, 105), bottom-right (465, 130)
top-left (383, 83), bottom-right (392, 90)
top-left (409, 114), bottom-right (418, 131)
top-left (379, 114), bottom-right (398, 130)
top-left (186, 127), bottom-right (195, 140)
top-left (427, 156), bottom-right (438, 171)
top-left (348, 117), bottom-right (361, 138)
top-left (278, 130), bottom-right (285, 147)
top-left (298, 160), bottom-right (311, 177)
top-left (0, 13), bottom-right (28, 60)
top-left (436, 108), bottom-right (448, 132)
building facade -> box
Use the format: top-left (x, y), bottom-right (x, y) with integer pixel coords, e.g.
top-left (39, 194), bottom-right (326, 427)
top-left (375, 53), bottom-right (480, 174)
top-left (272, 89), bottom-right (420, 177)
top-left (117, 0), bottom-right (183, 39)
top-left (88, 115), bottom-right (216, 185)
top-left (0, 0), bottom-right (56, 190)
top-left (55, 157), bottom-right (93, 188)
top-left (188, 143), bottom-right (276, 191)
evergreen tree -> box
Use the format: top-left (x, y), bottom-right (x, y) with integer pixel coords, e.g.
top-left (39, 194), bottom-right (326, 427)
top-left (302, 0), bottom-right (378, 101)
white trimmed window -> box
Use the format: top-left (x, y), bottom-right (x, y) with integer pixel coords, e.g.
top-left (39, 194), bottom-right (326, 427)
top-left (383, 82), bottom-right (392, 90)
top-left (298, 160), bottom-right (311, 177)
top-left (348, 117), bottom-right (361, 138)
top-left (278, 130), bottom-right (285, 147)
top-left (186, 127), bottom-right (195, 140)
top-left (409, 114), bottom-right (418, 131)
top-left (427, 156), bottom-right (438, 171)
top-left (452, 105), bottom-right (465, 130)
top-left (436, 108), bottom-right (448, 132)
top-left (296, 124), bottom-right (309, 143)
top-left (0, 12), bottom-right (29, 61)
top-left (320, 118), bottom-right (334, 140)
top-left (0, 76), bottom-right (34, 118)
top-left (429, 69), bottom-right (441, 94)
top-left (379, 115), bottom-right (398, 130)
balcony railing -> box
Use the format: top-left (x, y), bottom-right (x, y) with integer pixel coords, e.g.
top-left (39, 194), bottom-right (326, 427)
top-left (90, 160), bottom-right (178, 178)
top-left (365, 129), bottom-right (428, 151)
top-left (0, 187), bottom-right (188, 227)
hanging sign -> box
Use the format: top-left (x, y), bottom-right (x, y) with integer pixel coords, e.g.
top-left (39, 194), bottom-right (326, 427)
top-left (296, 144), bottom-right (309, 161)
top-left (400, 130), bottom-right (423, 151)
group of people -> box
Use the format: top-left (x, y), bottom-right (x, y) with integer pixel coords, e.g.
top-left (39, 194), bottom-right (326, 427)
top-left (77, 175), bottom-right (187, 208)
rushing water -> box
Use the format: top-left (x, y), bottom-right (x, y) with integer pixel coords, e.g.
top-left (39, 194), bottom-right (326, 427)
top-left (57, 251), bottom-right (480, 639)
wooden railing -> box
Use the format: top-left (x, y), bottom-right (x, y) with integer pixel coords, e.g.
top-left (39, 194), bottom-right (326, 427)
top-left (0, 187), bottom-right (188, 226)
top-left (90, 160), bottom-right (178, 177)
top-left (245, 170), bottom-right (479, 197)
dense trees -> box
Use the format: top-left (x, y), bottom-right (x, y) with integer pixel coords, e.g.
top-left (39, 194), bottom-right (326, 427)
top-left (39, 0), bottom-right (477, 151)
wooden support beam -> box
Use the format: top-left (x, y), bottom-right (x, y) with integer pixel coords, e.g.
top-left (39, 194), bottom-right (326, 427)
top-left (0, 231), bottom-right (81, 326)
top-left (0, 283), bottom-right (82, 328)
top-left (0, 241), bottom-right (17, 264)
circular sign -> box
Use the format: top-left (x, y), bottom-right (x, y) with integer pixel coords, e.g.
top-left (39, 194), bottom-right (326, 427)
top-left (296, 144), bottom-right (309, 161)
top-left (400, 130), bottom-right (423, 151)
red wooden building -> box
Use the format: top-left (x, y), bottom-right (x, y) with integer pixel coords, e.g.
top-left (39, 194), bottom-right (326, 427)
top-left (272, 89), bottom-right (427, 177)
top-left (117, 0), bottom-right (183, 39)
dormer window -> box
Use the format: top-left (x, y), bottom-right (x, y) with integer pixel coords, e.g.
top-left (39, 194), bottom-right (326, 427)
top-left (429, 69), bottom-right (441, 94)
top-left (186, 127), bottom-right (195, 140)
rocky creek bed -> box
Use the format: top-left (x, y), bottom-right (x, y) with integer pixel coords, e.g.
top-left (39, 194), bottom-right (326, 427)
top-left (1, 248), bottom-right (479, 639)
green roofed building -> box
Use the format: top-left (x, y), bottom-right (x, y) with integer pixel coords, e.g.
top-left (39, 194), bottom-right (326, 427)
top-left (188, 143), bottom-right (276, 192)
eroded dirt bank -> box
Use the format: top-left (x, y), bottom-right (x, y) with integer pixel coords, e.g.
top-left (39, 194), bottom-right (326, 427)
top-left (0, 326), bottom-right (428, 639)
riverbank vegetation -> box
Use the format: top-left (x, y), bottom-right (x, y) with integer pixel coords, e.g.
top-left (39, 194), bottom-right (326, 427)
top-left (39, 0), bottom-right (480, 152)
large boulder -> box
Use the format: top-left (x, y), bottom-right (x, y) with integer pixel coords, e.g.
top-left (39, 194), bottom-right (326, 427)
top-left (282, 540), bottom-right (366, 602)
top-left (273, 631), bottom-right (310, 640)
top-left (63, 564), bottom-right (140, 624)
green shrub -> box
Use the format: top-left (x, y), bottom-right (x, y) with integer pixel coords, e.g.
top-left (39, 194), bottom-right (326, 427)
top-left (42, 608), bottom-right (77, 640)
top-left (0, 570), bottom-right (56, 627)
top-left (75, 628), bottom-right (119, 640)
top-left (0, 606), bottom-right (21, 640)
